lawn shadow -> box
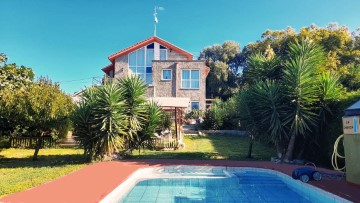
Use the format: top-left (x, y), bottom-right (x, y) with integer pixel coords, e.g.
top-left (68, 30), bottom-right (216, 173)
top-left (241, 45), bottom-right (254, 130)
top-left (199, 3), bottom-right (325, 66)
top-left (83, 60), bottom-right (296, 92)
top-left (204, 134), bottom-right (276, 161)
top-left (129, 135), bottom-right (266, 161)
top-left (0, 154), bottom-right (86, 169)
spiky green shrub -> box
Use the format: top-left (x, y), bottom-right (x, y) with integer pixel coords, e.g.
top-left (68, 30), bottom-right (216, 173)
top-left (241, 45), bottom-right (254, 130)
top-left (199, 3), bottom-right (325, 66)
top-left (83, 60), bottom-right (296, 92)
top-left (72, 76), bottom-right (162, 161)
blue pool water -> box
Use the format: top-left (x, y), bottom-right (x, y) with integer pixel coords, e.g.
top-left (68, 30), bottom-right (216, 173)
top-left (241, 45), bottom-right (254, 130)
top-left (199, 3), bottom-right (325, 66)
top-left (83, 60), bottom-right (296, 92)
top-left (119, 171), bottom-right (318, 203)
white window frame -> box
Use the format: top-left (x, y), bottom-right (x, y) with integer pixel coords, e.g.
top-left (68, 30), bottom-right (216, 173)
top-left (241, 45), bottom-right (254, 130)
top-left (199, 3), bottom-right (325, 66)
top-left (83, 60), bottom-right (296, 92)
top-left (181, 69), bottom-right (200, 89)
top-left (160, 49), bottom-right (167, 60)
top-left (128, 46), bottom-right (153, 85)
top-left (161, 69), bottom-right (172, 80)
top-left (191, 101), bottom-right (200, 110)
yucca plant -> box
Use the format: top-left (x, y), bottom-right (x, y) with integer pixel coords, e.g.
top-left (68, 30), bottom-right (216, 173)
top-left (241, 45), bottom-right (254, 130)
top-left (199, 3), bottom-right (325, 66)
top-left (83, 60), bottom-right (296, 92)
top-left (244, 52), bottom-right (282, 84)
top-left (282, 39), bottom-right (325, 161)
top-left (136, 102), bottom-right (162, 152)
top-left (73, 82), bottom-right (126, 161)
top-left (92, 82), bottom-right (126, 158)
top-left (72, 88), bottom-right (98, 161)
top-left (118, 76), bottom-right (147, 150)
top-left (248, 80), bottom-right (288, 157)
top-left (317, 72), bottom-right (343, 134)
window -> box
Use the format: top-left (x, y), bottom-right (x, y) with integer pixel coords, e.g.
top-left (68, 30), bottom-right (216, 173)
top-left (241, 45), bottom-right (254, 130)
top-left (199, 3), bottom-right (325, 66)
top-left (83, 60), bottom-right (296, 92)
top-left (191, 102), bottom-right (200, 110)
top-left (181, 70), bottom-right (200, 89)
top-left (128, 46), bottom-right (153, 84)
top-left (162, 69), bottom-right (172, 80)
top-left (160, 49), bottom-right (167, 60)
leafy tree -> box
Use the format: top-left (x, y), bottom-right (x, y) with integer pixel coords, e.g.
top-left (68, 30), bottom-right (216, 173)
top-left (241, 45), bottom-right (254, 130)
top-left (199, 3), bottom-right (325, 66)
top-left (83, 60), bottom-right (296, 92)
top-left (199, 41), bottom-right (241, 99)
top-left (0, 53), bottom-right (7, 64)
top-left (242, 23), bottom-right (360, 90)
top-left (0, 80), bottom-right (74, 160)
top-left (0, 63), bottom-right (34, 91)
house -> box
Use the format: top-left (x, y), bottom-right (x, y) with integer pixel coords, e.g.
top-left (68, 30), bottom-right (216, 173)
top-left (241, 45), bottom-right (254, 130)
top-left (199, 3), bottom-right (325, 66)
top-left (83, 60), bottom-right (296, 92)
top-left (102, 36), bottom-right (210, 112)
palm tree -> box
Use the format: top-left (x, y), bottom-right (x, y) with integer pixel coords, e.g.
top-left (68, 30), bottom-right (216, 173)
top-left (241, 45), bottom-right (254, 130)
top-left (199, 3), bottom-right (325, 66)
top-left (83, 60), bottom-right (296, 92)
top-left (117, 76), bottom-right (148, 151)
top-left (92, 82), bottom-right (126, 158)
top-left (248, 80), bottom-right (288, 158)
top-left (244, 52), bottom-right (282, 84)
top-left (73, 82), bottom-right (126, 161)
top-left (282, 39), bottom-right (325, 161)
top-left (136, 102), bottom-right (162, 153)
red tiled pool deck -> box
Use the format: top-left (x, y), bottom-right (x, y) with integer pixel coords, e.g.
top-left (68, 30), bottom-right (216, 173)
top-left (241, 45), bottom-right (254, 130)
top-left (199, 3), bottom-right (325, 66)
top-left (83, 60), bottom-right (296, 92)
top-left (1, 159), bottom-right (359, 203)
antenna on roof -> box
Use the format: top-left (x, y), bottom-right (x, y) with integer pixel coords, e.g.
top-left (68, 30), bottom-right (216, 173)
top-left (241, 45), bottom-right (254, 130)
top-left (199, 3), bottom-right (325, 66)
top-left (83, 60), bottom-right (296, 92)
top-left (154, 6), bottom-right (164, 36)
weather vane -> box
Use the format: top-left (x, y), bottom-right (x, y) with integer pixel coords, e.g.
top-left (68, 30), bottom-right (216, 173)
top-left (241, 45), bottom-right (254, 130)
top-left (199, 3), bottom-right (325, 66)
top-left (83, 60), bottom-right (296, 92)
top-left (154, 6), bottom-right (164, 36)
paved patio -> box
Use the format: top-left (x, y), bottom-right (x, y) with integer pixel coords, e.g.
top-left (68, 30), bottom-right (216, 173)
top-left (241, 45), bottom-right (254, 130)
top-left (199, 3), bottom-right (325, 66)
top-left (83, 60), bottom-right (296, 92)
top-left (1, 160), bottom-right (359, 203)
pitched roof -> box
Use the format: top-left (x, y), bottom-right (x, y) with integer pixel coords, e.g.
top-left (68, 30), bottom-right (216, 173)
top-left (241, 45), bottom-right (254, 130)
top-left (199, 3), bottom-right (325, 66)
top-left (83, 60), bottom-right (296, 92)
top-left (108, 36), bottom-right (193, 62)
top-left (102, 64), bottom-right (114, 75)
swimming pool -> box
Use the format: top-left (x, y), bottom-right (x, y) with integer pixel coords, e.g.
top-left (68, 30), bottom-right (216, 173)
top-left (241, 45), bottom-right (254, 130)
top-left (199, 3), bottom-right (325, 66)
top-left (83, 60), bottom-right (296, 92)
top-left (100, 166), bottom-right (351, 203)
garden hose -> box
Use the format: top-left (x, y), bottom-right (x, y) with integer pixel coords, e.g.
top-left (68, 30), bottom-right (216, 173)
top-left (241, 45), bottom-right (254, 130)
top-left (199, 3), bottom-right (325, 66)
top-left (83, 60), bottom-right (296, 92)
top-left (331, 134), bottom-right (345, 172)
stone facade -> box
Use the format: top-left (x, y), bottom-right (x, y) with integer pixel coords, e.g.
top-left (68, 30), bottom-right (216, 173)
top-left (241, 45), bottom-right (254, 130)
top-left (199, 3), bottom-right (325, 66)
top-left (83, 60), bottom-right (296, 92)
top-left (167, 50), bottom-right (188, 60)
top-left (114, 55), bottom-right (128, 79)
top-left (151, 60), bottom-right (206, 111)
top-left (113, 48), bottom-right (207, 111)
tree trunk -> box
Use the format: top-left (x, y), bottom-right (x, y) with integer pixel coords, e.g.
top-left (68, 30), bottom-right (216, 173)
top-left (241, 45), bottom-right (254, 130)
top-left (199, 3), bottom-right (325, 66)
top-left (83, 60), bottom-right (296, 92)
top-left (284, 134), bottom-right (296, 162)
top-left (247, 135), bottom-right (254, 158)
top-left (33, 137), bottom-right (41, 161)
top-left (275, 143), bottom-right (283, 159)
top-left (296, 140), bottom-right (307, 160)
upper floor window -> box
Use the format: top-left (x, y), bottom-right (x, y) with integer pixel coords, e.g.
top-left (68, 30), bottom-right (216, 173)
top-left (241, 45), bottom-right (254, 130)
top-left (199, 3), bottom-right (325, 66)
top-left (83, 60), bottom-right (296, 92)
top-left (160, 45), bottom-right (167, 60)
top-left (181, 69), bottom-right (200, 89)
top-left (162, 69), bottom-right (172, 80)
top-left (129, 45), bottom-right (154, 85)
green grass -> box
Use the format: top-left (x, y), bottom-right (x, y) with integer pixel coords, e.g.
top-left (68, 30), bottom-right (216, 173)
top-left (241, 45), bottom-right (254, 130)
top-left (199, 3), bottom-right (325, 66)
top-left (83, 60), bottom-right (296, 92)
top-left (0, 134), bottom-right (275, 198)
top-left (131, 134), bottom-right (275, 160)
top-left (0, 148), bottom-right (86, 198)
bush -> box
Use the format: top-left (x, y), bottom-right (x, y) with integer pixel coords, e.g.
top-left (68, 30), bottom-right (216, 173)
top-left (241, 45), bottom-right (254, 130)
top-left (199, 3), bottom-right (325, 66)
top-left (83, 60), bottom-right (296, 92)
top-left (201, 98), bottom-right (240, 130)
top-left (314, 90), bottom-right (360, 166)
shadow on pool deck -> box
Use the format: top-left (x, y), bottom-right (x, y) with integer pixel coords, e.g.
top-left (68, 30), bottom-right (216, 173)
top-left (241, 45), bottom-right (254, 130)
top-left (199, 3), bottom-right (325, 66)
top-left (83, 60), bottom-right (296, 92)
top-left (1, 159), bottom-right (359, 203)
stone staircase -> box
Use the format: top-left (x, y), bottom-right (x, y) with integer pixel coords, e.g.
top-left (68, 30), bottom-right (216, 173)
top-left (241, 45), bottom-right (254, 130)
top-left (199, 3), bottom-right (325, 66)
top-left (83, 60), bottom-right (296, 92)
top-left (183, 124), bottom-right (199, 135)
top-left (58, 131), bottom-right (79, 148)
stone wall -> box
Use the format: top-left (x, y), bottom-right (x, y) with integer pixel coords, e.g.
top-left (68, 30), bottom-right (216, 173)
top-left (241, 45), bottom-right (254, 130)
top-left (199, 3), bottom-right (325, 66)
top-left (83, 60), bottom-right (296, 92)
top-left (112, 46), bottom-right (206, 111)
top-left (168, 50), bottom-right (188, 60)
top-left (152, 60), bottom-right (207, 111)
top-left (114, 54), bottom-right (128, 79)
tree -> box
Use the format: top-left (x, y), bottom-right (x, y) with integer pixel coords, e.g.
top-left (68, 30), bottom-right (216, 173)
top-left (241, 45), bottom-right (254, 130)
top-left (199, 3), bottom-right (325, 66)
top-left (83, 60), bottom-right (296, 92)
top-left (136, 102), bottom-right (162, 153)
top-left (72, 83), bottom-right (126, 161)
top-left (248, 80), bottom-right (288, 158)
top-left (0, 63), bottom-right (34, 91)
top-left (243, 47), bottom-right (282, 84)
top-left (282, 39), bottom-right (325, 161)
top-left (118, 76), bottom-right (148, 150)
top-left (72, 76), bottom-right (162, 161)
top-left (0, 53), bottom-right (8, 64)
top-left (0, 80), bottom-right (74, 160)
top-left (242, 24), bottom-right (360, 90)
top-left (199, 41), bottom-right (241, 99)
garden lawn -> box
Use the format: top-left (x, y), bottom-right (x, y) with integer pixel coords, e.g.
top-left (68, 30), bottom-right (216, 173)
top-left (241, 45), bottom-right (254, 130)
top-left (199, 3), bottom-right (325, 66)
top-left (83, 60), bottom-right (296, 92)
top-left (131, 134), bottom-right (275, 160)
top-left (0, 148), bottom-right (86, 198)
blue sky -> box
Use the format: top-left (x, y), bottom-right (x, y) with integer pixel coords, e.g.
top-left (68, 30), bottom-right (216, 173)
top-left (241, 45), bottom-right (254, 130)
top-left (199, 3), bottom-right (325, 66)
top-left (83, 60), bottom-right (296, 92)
top-left (1, 0), bottom-right (359, 94)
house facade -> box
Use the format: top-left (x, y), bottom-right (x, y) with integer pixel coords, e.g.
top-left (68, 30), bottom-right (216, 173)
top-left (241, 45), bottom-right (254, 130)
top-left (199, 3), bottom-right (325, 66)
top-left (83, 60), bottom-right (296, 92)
top-left (102, 36), bottom-right (209, 111)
